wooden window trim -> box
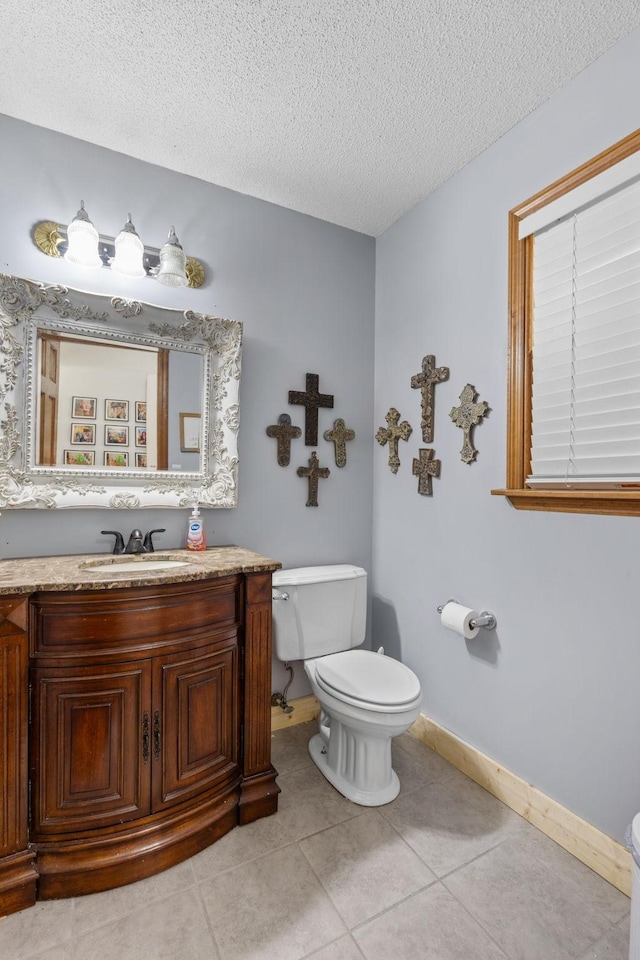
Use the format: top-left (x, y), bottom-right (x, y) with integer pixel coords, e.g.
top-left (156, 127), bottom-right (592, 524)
top-left (492, 126), bottom-right (640, 517)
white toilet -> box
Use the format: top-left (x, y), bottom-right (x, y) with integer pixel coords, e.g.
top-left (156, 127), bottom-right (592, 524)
top-left (271, 564), bottom-right (422, 806)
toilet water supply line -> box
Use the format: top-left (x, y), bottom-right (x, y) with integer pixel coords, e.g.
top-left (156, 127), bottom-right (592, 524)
top-left (271, 589), bottom-right (295, 713)
top-left (272, 661), bottom-right (294, 714)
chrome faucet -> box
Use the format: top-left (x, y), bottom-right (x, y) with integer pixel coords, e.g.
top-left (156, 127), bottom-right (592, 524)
top-left (101, 528), bottom-right (166, 555)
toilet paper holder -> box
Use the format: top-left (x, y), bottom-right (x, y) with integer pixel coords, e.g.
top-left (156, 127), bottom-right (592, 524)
top-left (437, 599), bottom-right (497, 630)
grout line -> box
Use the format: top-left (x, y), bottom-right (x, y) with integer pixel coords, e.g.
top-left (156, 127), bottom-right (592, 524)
top-left (300, 932), bottom-right (367, 959)
top-left (346, 879), bottom-right (442, 935)
top-left (435, 835), bottom-right (519, 883)
top-left (439, 874), bottom-right (512, 959)
top-left (193, 877), bottom-right (224, 960)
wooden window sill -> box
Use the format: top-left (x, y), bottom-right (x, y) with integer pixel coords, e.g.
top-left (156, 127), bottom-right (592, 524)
top-left (492, 488), bottom-right (640, 517)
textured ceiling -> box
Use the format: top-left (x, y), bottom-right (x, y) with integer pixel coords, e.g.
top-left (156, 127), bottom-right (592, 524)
top-left (1, 1), bottom-right (640, 236)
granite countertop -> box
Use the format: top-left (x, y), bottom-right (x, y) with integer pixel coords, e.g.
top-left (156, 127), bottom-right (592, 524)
top-left (0, 546), bottom-right (281, 595)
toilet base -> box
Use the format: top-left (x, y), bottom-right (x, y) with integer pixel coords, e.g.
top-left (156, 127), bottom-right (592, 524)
top-left (308, 731), bottom-right (400, 807)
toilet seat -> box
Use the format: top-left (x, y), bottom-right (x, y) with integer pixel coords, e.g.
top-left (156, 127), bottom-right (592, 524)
top-left (313, 649), bottom-right (421, 712)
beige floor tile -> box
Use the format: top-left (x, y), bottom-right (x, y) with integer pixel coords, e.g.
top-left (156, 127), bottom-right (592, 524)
top-left (393, 732), bottom-right (458, 779)
top-left (381, 775), bottom-right (526, 876)
top-left (353, 882), bottom-right (508, 960)
top-left (71, 858), bottom-right (196, 935)
top-left (305, 934), bottom-right (366, 959)
top-left (274, 762), bottom-right (362, 836)
top-left (200, 843), bottom-right (346, 960)
top-left (70, 888), bottom-right (216, 960)
top-left (191, 763), bottom-right (360, 881)
top-left (513, 829), bottom-right (630, 924)
top-left (391, 737), bottom-right (458, 794)
top-left (0, 897), bottom-right (73, 959)
top-left (190, 806), bottom-right (291, 880)
top-left (21, 948), bottom-right (69, 960)
top-left (578, 915), bottom-right (630, 959)
top-left (444, 835), bottom-right (613, 960)
top-left (300, 809), bottom-right (436, 927)
top-left (271, 720), bottom-right (315, 775)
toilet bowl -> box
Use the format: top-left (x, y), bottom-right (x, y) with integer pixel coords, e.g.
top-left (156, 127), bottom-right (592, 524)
top-left (271, 565), bottom-right (423, 806)
top-left (304, 649), bottom-right (422, 805)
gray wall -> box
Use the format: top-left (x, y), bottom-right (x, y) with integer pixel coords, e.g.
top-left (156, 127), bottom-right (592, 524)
top-left (373, 26), bottom-right (640, 841)
top-left (0, 114), bottom-right (375, 700)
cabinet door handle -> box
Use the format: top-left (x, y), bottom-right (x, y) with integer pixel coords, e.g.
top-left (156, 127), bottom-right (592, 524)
top-left (142, 711), bottom-right (150, 764)
top-left (153, 710), bottom-right (161, 761)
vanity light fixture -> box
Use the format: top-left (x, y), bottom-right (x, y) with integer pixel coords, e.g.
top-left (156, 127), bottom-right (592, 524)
top-left (111, 214), bottom-right (146, 279)
top-left (64, 201), bottom-right (102, 269)
top-left (32, 205), bottom-right (205, 288)
top-left (156, 227), bottom-right (188, 287)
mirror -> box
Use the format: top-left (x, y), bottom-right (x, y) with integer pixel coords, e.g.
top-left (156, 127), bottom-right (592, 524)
top-left (35, 331), bottom-right (203, 472)
top-left (0, 274), bottom-right (242, 509)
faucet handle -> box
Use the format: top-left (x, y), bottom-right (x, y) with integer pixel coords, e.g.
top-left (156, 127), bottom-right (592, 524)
top-left (143, 528), bottom-right (166, 553)
top-left (101, 530), bottom-right (125, 555)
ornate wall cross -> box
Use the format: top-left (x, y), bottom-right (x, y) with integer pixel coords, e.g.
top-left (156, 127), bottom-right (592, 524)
top-left (266, 413), bottom-right (302, 467)
top-left (375, 407), bottom-right (412, 474)
top-left (297, 451), bottom-right (330, 506)
top-left (288, 373), bottom-right (334, 445)
top-left (449, 384), bottom-right (489, 463)
top-left (323, 418), bottom-right (355, 467)
top-left (410, 354), bottom-right (449, 442)
top-left (412, 448), bottom-right (441, 496)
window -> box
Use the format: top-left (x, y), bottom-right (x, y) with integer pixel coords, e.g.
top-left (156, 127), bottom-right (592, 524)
top-left (493, 127), bottom-right (640, 516)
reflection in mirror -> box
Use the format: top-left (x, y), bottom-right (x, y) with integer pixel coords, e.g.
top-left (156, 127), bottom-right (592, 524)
top-left (34, 331), bottom-right (204, 473)
top-left (0, 274), bottom-right (242, 509)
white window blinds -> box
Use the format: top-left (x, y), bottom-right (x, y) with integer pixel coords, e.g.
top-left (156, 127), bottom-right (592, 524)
top-left (528, 177), bottom-right (640, 486)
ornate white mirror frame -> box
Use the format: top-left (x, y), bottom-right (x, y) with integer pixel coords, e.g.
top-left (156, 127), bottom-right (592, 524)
top-left (0, 275), bottom-right (242, 509)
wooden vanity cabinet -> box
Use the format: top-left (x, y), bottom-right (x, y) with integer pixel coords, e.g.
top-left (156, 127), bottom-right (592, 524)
top-left (0, 597), bottom-right (38, 915)
top-left (30, 633), bottom-right (239, 836)
top-left (0, 567), bottom-right (278, 914)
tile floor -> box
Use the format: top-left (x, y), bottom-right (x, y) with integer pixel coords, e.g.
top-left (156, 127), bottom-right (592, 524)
top-left (0, 722), bottom-right (631, 960)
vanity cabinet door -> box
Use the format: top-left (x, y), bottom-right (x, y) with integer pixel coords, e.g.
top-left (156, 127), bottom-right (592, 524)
top-left (152, 633), bottom-right (239, 811)
top-left (30, 662), bottom-right (152, 836)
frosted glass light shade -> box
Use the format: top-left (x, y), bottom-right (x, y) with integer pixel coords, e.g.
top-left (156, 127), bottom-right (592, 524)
top-left (111, 214), bottom-right (145, 278)
top-left (64, 202), bottom-right (101, 268)
top-left (156, 227), bottom-right (188, 287)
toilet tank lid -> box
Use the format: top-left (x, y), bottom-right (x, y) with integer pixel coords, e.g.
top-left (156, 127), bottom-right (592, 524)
top-left (272, 564), bottom-right (366, 586)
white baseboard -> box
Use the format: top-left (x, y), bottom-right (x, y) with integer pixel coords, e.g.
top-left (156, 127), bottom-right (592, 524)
top-left (270, 698), bottom-right (631, 896)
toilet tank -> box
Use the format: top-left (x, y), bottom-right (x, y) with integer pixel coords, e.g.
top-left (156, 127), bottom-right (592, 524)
top-left (271, 564), bottom-right (367, 662)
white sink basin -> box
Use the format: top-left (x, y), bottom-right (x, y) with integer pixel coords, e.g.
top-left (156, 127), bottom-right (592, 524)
top-left (85, 558), bottom-right (190, 573)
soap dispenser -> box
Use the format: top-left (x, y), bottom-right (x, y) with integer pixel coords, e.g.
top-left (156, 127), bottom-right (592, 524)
top-left (186, 505), bottom-right (206, 551)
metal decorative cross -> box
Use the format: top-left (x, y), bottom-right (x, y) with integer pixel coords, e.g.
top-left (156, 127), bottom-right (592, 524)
top-left (266, 413), bottom-right (302, 467)
top-left (297, 451), bottom-right (330, 506)
top-left (449, 384), bottom-right (489, 463)
top-left (323, 418), bottom-right (356, 468)
top-left (412, 448), bottom-right (441, 496)
top-left (410, 354), bottom-right (450, 443)
top-left (288, 373), bottom-right (334, 446)
top-left (375, 408), bottom-right (412, 474)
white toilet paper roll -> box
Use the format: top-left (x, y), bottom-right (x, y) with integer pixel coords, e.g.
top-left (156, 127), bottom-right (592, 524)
top-left (440, 601), bottom-right (480, 639)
